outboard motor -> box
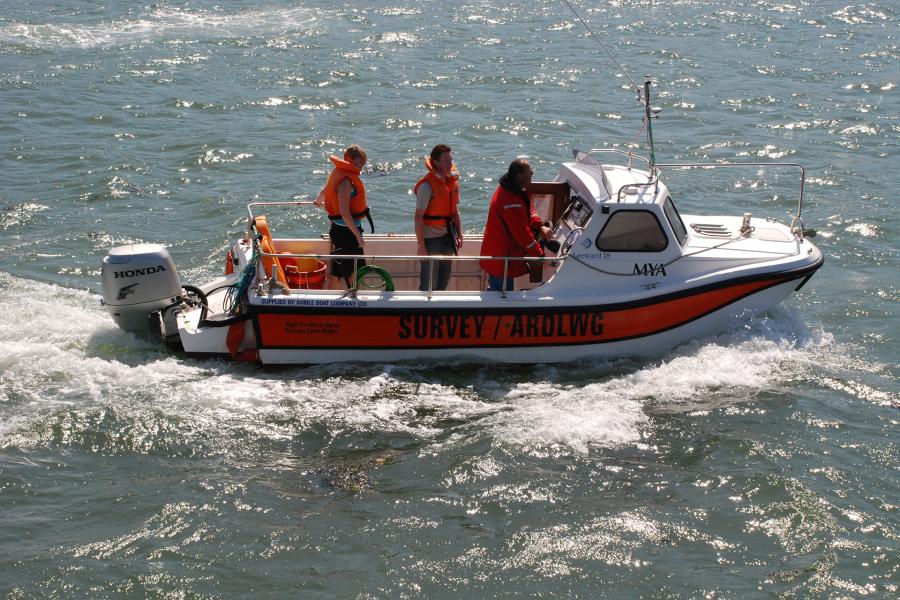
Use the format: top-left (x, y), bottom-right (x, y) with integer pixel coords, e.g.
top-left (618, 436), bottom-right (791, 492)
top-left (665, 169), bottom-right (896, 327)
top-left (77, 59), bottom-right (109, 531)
top-left (101, 244), bottom-right (181, 333)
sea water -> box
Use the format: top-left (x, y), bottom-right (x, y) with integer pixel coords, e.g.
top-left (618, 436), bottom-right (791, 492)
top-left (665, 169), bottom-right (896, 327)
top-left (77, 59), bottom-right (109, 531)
top-left (1, 1), bottom-right (897, 596)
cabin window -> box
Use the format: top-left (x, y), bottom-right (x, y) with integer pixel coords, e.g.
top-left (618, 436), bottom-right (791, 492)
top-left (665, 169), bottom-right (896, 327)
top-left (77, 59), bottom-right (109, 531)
top-left (663, 196), bottom-right (688, 246)
top-left (527, 181), bottom-right (571, 225)
top-left (595, 210), bottom-right (668, 252)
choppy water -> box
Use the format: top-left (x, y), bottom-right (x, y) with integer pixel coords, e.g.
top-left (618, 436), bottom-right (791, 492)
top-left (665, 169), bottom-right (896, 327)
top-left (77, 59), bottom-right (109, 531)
top-left (1, 1), bottom-right (897, 597)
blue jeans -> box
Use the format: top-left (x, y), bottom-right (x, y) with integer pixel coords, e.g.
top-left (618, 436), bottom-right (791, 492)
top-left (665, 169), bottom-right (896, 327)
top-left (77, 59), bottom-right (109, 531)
top-left (487, 274), bottom-right (515, 292)
top-left (419, 235), bottom-right (455, 291)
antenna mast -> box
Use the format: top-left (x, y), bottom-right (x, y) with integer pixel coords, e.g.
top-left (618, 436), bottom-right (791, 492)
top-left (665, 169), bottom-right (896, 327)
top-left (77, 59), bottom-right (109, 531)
top-left (643, 76), bottom-right (657, 172)
top-left (561, 1), bottom-right (662, 171)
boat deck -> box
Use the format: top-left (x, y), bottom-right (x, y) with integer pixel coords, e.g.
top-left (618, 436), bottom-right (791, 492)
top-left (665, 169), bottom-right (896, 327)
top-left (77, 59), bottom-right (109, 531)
top-left (261, 234), bottom-right (560, 294)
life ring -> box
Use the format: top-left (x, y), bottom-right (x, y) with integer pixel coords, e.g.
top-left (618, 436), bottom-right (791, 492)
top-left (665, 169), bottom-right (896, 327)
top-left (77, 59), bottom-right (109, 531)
top-left (355, 265), bottom-right (395, 292)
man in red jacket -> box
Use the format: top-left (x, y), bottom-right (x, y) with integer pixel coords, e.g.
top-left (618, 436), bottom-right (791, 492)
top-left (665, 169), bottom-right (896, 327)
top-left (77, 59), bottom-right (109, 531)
top-left (480, 159), bottom-right (553, 291)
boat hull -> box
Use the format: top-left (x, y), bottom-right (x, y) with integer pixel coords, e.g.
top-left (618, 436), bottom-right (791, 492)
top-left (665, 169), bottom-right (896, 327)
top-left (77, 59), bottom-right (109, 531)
top-left (205, 265), bottom-right (818, 365)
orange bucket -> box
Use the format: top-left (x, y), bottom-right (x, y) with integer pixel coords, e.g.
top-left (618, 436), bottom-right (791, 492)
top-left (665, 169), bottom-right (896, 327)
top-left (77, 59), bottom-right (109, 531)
top-left (280, 254), bottom-right (327, 289)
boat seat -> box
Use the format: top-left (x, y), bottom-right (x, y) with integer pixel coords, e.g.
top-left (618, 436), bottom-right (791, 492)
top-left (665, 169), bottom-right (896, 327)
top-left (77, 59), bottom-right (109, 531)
top-left (254, 215), bottom-right (290, 288)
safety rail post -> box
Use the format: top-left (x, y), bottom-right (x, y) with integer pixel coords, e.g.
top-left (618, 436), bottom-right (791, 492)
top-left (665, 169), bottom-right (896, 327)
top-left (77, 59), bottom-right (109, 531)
top-left (349, 255), bottom-right (360, 297)
top-left (796, 164), bottom-right (806, 219)
top-left (427, 256), bottom-right (434, 298)
top-left (501, 258), bottom-right (509, 298)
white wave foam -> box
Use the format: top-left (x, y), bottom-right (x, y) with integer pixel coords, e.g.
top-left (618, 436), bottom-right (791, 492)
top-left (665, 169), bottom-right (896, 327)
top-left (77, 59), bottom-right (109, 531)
top-left (845, 222), bottom-right (880, 238)
top-left (489, 380), bottom-right (647, 454)
top-left (488, 307), bottom-right (830, 454)
top-left (0, 273), bottom-right (831, 457)
top-left (0, 6), bottom-right (320, 49)
top-left (0, 275), bottom-right (494, 450)
top-left (0, 203), bottom-right (49, 230)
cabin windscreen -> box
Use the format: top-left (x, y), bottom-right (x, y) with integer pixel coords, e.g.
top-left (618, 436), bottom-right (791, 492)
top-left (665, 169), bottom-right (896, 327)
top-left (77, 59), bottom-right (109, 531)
top-left (663, 196), bottom-right (688, 246)
top-left (595, 210), bottom-right (668, 252)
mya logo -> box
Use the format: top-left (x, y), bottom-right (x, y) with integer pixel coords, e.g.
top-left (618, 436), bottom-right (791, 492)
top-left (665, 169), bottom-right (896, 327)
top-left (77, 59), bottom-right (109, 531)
top-left (117, 283), bottom-right (138, 301)
top-left (633, 263), bottom-right (667, 276)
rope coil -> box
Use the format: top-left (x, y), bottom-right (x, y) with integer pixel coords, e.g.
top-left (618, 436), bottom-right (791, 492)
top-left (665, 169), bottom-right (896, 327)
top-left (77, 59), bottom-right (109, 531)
top-left (224, 239), bottom-right (260, 315)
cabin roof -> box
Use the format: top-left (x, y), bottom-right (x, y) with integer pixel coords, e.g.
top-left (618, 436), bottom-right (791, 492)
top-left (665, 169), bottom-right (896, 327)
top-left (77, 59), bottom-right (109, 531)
top-left (559, 161), bottom-right (670, 209)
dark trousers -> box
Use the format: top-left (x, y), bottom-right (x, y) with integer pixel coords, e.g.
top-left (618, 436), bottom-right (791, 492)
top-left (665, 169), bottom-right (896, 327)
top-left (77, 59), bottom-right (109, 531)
top-left (487, 273), bottom-right (516, 292)
top-left (419, 234), bottom-right (455, 291)
top-left (329, 222), bottom-right (364, 281)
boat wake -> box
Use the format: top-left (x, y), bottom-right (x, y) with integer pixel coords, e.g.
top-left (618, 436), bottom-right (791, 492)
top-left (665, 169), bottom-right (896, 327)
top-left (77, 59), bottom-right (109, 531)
top-left (0, 5), bottom-right (321, 50)
top-left (0, 273), bottom-right (831, 457)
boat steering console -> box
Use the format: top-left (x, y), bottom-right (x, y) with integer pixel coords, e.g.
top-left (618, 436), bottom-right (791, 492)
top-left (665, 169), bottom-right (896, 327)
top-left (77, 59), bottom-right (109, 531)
top-left (552, 193), bottom-right (593, 256)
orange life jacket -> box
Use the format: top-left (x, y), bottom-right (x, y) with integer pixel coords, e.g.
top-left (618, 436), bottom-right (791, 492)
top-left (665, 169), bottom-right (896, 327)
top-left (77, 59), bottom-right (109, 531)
top-left (324, 155), bottom-right (373, 231)
top-left (414, 157), bottom-right (459, 225)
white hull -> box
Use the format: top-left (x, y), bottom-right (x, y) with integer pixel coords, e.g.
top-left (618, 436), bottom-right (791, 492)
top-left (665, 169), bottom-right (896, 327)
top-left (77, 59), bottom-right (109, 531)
top-left (255, 278), bottom-right (800, 364)
top-left (105, 153), bottom-right (823, 366)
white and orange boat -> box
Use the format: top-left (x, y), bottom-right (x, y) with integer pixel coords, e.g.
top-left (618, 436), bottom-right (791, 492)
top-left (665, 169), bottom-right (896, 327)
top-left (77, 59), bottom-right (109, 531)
top-left (100, 83), bottom-right (822, 365)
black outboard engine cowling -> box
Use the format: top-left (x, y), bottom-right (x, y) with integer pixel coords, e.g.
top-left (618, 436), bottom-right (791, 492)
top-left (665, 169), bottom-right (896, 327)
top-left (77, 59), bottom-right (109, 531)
top-left (101, 244), bottom-right (181, 333)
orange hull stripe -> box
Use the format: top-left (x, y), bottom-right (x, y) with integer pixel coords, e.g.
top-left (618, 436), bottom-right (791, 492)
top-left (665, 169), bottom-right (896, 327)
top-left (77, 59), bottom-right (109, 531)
top-left (256, 277), bottom-right (783, 349)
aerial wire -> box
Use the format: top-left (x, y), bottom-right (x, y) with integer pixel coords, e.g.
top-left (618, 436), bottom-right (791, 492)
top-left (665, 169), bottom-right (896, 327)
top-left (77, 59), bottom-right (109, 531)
top-left (558, 0), bottom-right (644, 105)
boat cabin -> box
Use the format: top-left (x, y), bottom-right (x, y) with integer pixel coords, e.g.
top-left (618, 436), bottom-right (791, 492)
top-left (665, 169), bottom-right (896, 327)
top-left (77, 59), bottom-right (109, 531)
top-left (249, 150), bottom-right (688, 297)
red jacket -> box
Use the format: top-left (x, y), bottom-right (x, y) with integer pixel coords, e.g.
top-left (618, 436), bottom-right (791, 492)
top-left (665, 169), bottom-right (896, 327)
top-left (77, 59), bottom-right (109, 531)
top-left (479, 177), bottom-right (544, 278)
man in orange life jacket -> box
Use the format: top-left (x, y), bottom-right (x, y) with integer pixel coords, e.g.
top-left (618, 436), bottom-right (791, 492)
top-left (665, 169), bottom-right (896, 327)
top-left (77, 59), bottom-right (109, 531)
top-left (414, 144), bottom-right (463, 291)
top-left (319, 144), bottom-right (372, 285)
top-left (479, 158), bottom-right (553, 292)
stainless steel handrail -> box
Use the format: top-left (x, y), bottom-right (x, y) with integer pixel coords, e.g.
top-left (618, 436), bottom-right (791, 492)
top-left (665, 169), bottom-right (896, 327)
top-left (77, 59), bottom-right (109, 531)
top-left (243, 201), bottom-right (563, 295)
top-left (255, 248), bottom-right (562, 295)
top-left (246, 200), bottom-right (318, 238)
top-left (654, 161), bottom-right (806, 219)
top-left (594, 159), bottom-right (806, 221)
top-left (257, 249), bottom-right (563, 264)
top-left (581, 148), bottom-right (664, 184)
top-left (615, 181), bottom-right (659, 204)
top-left (247, 200), bottom-right (317, 214)
top-left (585, 148), bottom-right (650, 165)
